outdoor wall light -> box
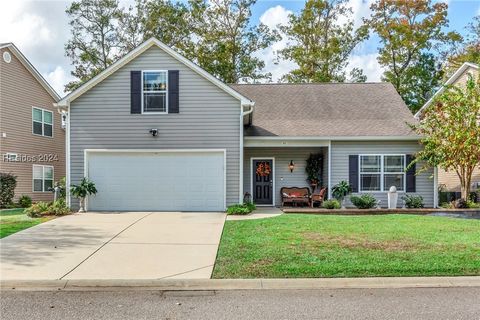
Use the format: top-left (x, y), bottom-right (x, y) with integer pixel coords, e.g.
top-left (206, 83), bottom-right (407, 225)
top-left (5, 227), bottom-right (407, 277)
top-left (288, 160), bottom-right (295, 172)
top-left (149, 128), bottom-right (158, 137)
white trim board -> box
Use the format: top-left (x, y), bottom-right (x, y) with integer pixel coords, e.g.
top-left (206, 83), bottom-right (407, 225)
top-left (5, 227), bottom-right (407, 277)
top-left (250, 157), bottom-right (275, 206)
top-left (56, 38), bottom-right (253, 108)
top-left (82, 149), bottom-right (227, 212)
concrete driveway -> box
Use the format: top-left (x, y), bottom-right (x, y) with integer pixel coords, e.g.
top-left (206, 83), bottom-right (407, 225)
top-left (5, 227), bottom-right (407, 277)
top-left (0, 212), bottom-right (225, 280)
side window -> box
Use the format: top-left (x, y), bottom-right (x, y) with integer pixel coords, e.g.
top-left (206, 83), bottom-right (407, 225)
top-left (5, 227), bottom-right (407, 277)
top-left (32, 107), bottom-right (53, 137)
top-left (360, 155), bottom-right (381, 191)
top-left (33, 165), bottom-right (54, 192)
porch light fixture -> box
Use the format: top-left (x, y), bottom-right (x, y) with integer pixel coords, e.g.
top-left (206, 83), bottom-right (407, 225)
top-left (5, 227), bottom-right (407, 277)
top-left (288, 160), bottom-right (295, 172)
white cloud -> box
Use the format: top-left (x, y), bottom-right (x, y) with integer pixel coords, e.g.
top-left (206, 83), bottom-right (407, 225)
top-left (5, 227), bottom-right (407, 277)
top-left (337, 0), bottom-right (375, 29)
top-left (347, 53), bottom-right (384, 82)
top-left (256, 5), bottom-right (296, 82)
top-left (43, 66), bottom-right (74, 96)
top-left (0, 1), bottom-right (73, 96)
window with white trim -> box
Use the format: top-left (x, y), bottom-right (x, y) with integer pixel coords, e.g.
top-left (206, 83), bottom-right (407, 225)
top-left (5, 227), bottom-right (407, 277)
top-left (32, 107), bottom-right (53, 137)
top-left (360, 155), bottom-right (405, 192)
top-left (142, 71), bottom-right (168, 113)
top-left (33, 165), bottom-right (54, 192)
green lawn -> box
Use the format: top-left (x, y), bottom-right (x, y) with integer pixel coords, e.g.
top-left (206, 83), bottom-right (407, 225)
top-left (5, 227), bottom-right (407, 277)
top-left (213, 214), bottom-right (480, 278)
top-left (0, 209), bottom-right (53, 239)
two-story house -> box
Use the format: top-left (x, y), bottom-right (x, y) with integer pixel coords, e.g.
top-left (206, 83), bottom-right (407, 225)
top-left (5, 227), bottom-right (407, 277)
top-left (0, 43), bottom-right (65, 202)
top-left (56, 38), bottom-right (435, 211)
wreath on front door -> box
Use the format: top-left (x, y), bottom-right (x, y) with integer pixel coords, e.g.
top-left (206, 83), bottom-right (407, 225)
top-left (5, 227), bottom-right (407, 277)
top-left (256, 162), bottom-right (272, 177)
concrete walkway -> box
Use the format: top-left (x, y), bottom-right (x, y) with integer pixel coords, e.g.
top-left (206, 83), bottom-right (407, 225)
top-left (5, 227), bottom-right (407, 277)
top-left (0, 212), bottom-right (225, 280)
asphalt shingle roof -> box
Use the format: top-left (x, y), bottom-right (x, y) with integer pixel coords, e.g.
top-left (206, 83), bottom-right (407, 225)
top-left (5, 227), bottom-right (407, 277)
top-left (230, 83), bottom-right (418, 137)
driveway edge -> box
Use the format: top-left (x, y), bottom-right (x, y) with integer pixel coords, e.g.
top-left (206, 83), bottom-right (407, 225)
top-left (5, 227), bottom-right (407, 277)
top-left (2, 277), bottom-right (480, 291)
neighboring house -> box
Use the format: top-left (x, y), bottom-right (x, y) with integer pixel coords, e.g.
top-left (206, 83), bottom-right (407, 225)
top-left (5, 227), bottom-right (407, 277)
top-left (0, 43), bottom-right (65, 202)
top-left (56, 38), bottom-right (434, 211)
top-left (415, 62), bottom-right (480, 197)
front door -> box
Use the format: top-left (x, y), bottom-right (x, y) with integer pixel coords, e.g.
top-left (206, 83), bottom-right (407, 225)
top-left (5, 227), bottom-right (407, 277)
top-left (252, 159), bottom-right (274, 205)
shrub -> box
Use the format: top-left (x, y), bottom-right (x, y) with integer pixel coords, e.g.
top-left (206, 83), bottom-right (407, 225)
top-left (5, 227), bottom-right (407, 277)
top-left (227, 202), bottom-right (256, 215)
top-left (402, 195), bottom-right (424, 209)
top-left (244, 201), bottom-right (256, 212)
top-left (0, 173), bottom-right (17, 208)
top-left (48, 199), bottom-right (70, 216)
top-left (350, 194), bottom-right (377, 209)
top-left (322, 199), bottom-right (341, 209)
top-left (18, 195), bottom-right (33, 208)
top-left (466, 200), bottom-right (480, 209)
top-left (24, 202), bottom-right (50, 218)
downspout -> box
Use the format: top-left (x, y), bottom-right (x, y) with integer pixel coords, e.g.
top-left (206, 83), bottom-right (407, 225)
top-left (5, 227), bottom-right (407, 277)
top-left (239, 102), bottom-right (254, 203)
top-left (55, 102), bottom-right (71, 208)
top-left (433, 166), bottom-right (438, 208)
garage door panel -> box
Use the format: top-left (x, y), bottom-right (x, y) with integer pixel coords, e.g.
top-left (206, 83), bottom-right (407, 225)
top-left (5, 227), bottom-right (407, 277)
top-left (87, 151), bottom-right (225, 212)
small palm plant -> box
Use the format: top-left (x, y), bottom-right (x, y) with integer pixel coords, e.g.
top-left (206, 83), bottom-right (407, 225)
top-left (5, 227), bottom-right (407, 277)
top-left (332, 180), bottom-right (352, 209)
top-left (70, 178), bottom-right (97, 212)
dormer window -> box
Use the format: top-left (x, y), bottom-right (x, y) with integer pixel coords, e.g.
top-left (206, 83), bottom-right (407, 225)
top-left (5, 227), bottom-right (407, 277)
top-left (142, 71), bottom-right (168, 113)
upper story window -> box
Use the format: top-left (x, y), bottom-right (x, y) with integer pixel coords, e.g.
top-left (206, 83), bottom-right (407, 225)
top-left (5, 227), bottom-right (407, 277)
top-left (32, 107), bottom-right (53, 137)
top-left (360, 155), bottom-right (405, 192)
top-left (142, 71), bottom-right (168, 113)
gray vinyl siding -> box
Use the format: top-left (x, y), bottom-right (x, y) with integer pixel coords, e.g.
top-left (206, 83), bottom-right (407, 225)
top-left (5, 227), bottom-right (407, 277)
top-left (70, 46), bottom-right (241, 209)
top-left (244, 147), bottom-right (328, 206)
top-left (330, 141), bottom-right (434, 208)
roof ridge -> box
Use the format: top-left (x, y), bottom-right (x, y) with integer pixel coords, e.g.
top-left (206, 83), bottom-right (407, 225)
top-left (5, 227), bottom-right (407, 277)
top-left (229, 82), bottom-right (389, 86)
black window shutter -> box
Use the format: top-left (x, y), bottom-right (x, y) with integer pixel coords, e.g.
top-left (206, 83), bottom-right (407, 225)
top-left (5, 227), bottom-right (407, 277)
top-left (349, 155), bottom-right (359, 193)
top-left (406, 154), bottom-right (416, 192)
top-left (168, 70), bottom-right (179, 113)
top-left (130, 71), bottom-right (141, 114)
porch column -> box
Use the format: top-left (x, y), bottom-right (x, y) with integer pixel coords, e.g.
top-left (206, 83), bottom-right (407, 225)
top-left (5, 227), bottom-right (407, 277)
top-left (327, 140), bottom-right (332, 199)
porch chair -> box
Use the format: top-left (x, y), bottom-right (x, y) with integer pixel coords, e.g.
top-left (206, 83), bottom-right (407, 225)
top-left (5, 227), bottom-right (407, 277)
top-left (311, 187), bottom-right (327, 208)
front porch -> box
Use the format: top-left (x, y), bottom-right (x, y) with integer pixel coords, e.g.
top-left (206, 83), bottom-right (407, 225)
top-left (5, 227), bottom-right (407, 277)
top-left (243, 147), bottom-right (329, 207)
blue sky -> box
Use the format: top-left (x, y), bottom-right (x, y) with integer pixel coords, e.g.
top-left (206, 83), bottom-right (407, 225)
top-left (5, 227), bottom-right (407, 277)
top-left (0, 0), bottom-right (478, 95)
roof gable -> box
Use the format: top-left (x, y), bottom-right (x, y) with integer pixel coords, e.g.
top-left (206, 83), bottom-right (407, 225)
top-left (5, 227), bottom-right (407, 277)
top-left (0, 43), bottom-right (60, 101)
top-left (56, 38), bottom-right (252, 107)
top-left (415, 62), bottom-right (479, 119)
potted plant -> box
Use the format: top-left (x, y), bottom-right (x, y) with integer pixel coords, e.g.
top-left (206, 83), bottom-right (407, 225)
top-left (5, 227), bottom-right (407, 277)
top-left (305, 153), bottom-right (323, 192)
top-left (332, 180), bottom-right (352, 209)
top-left (70, 178), bottom-right (98, 212)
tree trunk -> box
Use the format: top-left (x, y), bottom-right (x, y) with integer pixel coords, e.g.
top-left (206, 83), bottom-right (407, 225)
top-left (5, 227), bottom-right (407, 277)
top-left (459, 166), bottom-right (474, 201)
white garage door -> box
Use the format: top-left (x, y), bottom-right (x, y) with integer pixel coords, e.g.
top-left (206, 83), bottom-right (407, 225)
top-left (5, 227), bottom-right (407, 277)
top-left (86, 151), bottom-right (225, 212)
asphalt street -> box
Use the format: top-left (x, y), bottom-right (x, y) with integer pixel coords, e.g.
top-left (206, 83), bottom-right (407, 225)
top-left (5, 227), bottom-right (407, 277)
top-left (1, 287), bottom-right (479, 320)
